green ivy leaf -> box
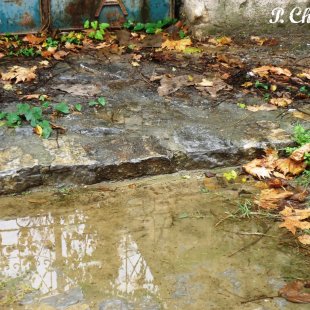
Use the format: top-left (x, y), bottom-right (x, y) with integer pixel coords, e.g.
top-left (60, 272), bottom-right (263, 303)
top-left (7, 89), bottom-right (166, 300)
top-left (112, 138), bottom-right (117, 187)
top-left (88, 101), bottom-right (98, 107)
top-left (97, 97), bottom-right (106, 106)
top-left (17, 103), bottom-right (31, 115)
top-left (42, 101), bottom-right (50, 109)
top-left (84, 20), bottom-right (90, 29)
top-left (255, 80), bottom-right (269, 90)
top-left (75, 104), bottom-right (83, 112)
top-left (179, 30), bottom-right (186, 39)
top-left (91, 20), bottom-right (98, 30)
top-left (0, 112), bottom-right (7, 120)
top-left (6, 113), bottom-right (21, 127)
top-left (94, 30), bottom-right (104, 40)
top-left (55, 102), bottom-right (70, 114)
top-left (133, 23), bottom-right (145, 31)
top-left (146, 27), bottom-right (156, 34)
top-left (88, 31), bottom-right (95, 39)
top-left (39, 120), bottom-right (53, 139)
top-left (123, 19), bottom-right (134, 29)
top-left (99, 23), bottom-right (110, 31)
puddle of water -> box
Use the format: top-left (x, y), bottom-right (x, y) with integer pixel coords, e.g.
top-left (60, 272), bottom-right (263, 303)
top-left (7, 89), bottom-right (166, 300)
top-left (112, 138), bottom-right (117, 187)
top-left (0, 172), bottom-right (308, 309)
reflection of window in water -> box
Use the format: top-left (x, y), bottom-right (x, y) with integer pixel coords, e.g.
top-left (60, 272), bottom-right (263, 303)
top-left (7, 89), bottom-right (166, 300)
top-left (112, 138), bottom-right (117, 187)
top-left (114, 234), bottom-right (158, 294)
top-left (0, 211), bottom-right (97, 294)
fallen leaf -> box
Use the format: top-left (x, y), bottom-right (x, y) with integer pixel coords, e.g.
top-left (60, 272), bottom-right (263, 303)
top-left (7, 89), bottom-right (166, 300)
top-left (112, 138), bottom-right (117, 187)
top-left (247, 104), bottom-right (277, 112)
top-left (279, 206), bottom-right (310, 234)
top-left (209, 36), bottom-right (232, 46)
top-left (95, 42), bottom-right (110, 49)
top-left (161, 38), bottom-right (192, 52)
top-left (34, 125), bottom-right (43, 136)
top-left (131, 61), bottom-right (140, 67)
top-left (197, 78), bottom-right (213, 87)
top-left (3, 83), bottom-right (13, 91)
top-left (266, 178), bottom-right (287, 188)
top-left (297, 69), bottom-right (310, 80)
top-left (216, 54), bottom-right (243, 67)
top-left (21, 94), bottom-right (42, 100)
top-left (258, 189), bottom-right (294, 209)
top-left (243, 159), bottom-right (273, 179)
top-left (53, 50), bottom-right (69, 60)
top-left (292, 111), bottom-right (310, 121)
top-left (23, 34), bottom-right (45, 45)
top-left (252, 66), bottom-right (292, 78)
top-left (242, 81), bottom-right (253, 88)
top-left (290, 143), bottom-right (310, 162)
top-left (270, 98), bottom-right (292, 107)
top-left (196, 78), bottom-right (232, 98)
top-left (1, 66), bottom-right (37, 83)
top-left (39, 60), bottom-right (50, 67)
top-left (0, 52), bottom-right (5, 59)
top-left (275, 158), bottom-right (307, 176)
top-left (298, 235), bottom-right (310, 245)
top-left (279, 280), bottom-right (310, 304)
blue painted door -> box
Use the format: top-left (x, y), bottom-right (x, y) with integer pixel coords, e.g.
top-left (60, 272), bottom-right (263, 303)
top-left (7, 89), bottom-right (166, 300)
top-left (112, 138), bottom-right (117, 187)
top-left (0, 0), bottom-right (173, 33)
top-left (0, 0), bottom-right (42, 33)
top-left (51, 0), bottom-right (173, 29)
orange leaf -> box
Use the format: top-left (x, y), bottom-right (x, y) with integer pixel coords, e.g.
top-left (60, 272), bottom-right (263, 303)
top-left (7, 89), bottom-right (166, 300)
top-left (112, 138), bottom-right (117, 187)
top-left (252, 66), bottom-right (292, 77)
top-left (23, 34), bottom-right (45, 45)
top-left (275, 158), bottom-right (307, 176)
top-left (279, 280), bottom-right (310, 304)
top-left (1, 65), bottom-right (37, 83)
top-left (34, 125), bottom-right (43, 136)
top-left (279, 206), bottom-right (310, 234)
top-left (290, 143), bottom-right (310, 162)
top-left (258, 189), bottom-right (294, 210)
top-left (53, 50), bottom-right (69, 60)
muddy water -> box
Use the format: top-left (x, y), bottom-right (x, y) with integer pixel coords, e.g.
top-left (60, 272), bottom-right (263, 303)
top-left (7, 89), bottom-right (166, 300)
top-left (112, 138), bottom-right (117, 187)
top-left (0, 171), bottom-right (308, 310)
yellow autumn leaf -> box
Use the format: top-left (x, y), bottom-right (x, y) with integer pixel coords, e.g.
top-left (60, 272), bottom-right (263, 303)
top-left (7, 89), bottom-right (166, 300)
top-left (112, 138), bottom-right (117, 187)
top-left (241, 81), bottom-right (253, 88)
top-left (34, 125), bottom-right (43, 136)
top-left (270, 98), bottom-right (292, 107)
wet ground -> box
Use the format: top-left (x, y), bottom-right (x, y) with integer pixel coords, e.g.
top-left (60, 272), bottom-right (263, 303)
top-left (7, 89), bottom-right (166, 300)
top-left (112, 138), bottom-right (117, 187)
top-left (0, 171), bottom-right (309, 309)
top-left (1, 37), bottom-right (310, 194)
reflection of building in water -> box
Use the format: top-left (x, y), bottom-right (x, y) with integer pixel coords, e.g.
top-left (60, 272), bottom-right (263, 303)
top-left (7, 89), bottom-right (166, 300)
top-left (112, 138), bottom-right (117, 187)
top-left (0, 211), bottom-right (96, 294)
top-left (114, 233), bottom-right (158, 295)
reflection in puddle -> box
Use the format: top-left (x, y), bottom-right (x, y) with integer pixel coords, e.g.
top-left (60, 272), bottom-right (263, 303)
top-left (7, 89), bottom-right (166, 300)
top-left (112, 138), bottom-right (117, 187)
top-left (114, 233), bottom-right (158, 295)
top-left (0, 211), bottom-right (157, 299)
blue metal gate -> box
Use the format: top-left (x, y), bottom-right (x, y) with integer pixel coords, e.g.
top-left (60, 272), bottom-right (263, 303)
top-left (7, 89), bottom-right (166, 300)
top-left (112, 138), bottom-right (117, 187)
top-left (0, 0), bottom-right (174, 34)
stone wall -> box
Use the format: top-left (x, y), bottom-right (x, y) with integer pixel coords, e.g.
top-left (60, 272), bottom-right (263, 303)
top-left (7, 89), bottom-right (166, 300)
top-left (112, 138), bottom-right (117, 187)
top-left (182, 0), bottom-right (310, 37)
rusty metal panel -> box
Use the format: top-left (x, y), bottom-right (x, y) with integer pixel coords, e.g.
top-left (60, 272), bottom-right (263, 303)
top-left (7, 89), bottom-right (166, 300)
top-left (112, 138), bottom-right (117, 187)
top-left (51, 0), bottom-right (173, 29)
top-left (0, 0), bottom-right (42, 33)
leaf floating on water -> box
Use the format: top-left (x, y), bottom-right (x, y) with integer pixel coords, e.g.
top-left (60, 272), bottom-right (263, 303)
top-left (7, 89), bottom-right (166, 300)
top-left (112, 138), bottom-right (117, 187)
top-left (279, 280), bottom-right (310, 304)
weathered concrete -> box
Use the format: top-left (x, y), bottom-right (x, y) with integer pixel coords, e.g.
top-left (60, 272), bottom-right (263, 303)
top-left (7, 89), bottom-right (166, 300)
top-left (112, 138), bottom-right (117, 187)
top-left (0, 46), bottom-right (308, 194)
top-left (182, 0), bottom-right (310, 36)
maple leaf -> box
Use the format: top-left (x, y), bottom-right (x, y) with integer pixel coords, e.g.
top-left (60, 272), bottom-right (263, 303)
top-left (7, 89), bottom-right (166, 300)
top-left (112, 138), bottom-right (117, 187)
top-left (290, 143), bottom-right (310, 162)
top-left (195, 78), bottom-right (232, 98)
top-left (279, 206), bottom-right (310, 234)
top-left (53, 50), bottom-right (69, 60)
top-left (270, 98), bottom-right (292, 107)
top-left (258, 189), bottom-right (294, 209)
top-left (252, 66), bottom-right (292, 77)
top-left (23, 34), bottom-right (45, 45)
top-left (161, 38), bottom-right (192, 52)
top-left (275, 158), bottom-right (307, 176)
top-left (1, 66), bottom-right (37, 83)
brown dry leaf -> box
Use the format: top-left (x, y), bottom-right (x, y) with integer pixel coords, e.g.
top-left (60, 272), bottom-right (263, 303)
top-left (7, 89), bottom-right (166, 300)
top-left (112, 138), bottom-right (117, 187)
top-left (131, 61), bottom-right (140, 67)
top-left (209, 36), bottom-right (232, 46)
top-left (297, 69), bottom-right (310, 80)
top-left (243, 159), bottom-right (273, 179)
top-left (216, 54), bottom-right (243, 67)
top-left (195, 78), bottom-right (232, 98)
top-left (53, 50), bottom-right (69, 60)
top-left (21, 94), bottom-right (41, 100)
top-left (279, 206), bottom-right (310, 234)
top-left (270, 98), bottom-right (292, 107)
top-left (23, 34), bottom-right (45, 45)
top-left (65, 42), bottom-right (79, 50)
top-left (298, 235), bottom-right (310, 245)
top-left (279, 280), bottom-right (310, 304)
top-left (250, 36), bottom-right (279, 46)
top-left (292, 111), bottom-right (310, 121)
top-left (275, 158), bottom-right (307, 176)
top-left (1, 66), bottom-right (37, 83)
top-left (290, 143), bottom-right (310, 162)
top-left (252, 66), bottom-right (292, 78)
top-left (95, 42), bottom-right (110, 49)
top-left (241, 81), bottom-right (253, 88)
top-left (266, 178), bottom-right (287, 188)
top-left (258, 189), bottom-right (294, 210)
top-left (132, 54), bottom-right (142, 61)
top-left (39, 60), bottom-right (50, 67)
top-left (247, 104), bottom-right (277, 112)
top-left (0, 52), bottom-right (5, 59)
top-left (197, 79), bottom-right (213, 87)
top-left (157, 74), bottom-right (201, 96)
top-left (161, 38), bottom-right (192, 52)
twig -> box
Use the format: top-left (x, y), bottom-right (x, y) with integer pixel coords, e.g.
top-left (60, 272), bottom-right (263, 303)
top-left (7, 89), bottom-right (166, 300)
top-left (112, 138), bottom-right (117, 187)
top-left (241, 295), bottom-right (278, 304)
top-left (215, 213), bottom-right (234, 227)
top-left (228, 226), bottom-right (271, 257)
